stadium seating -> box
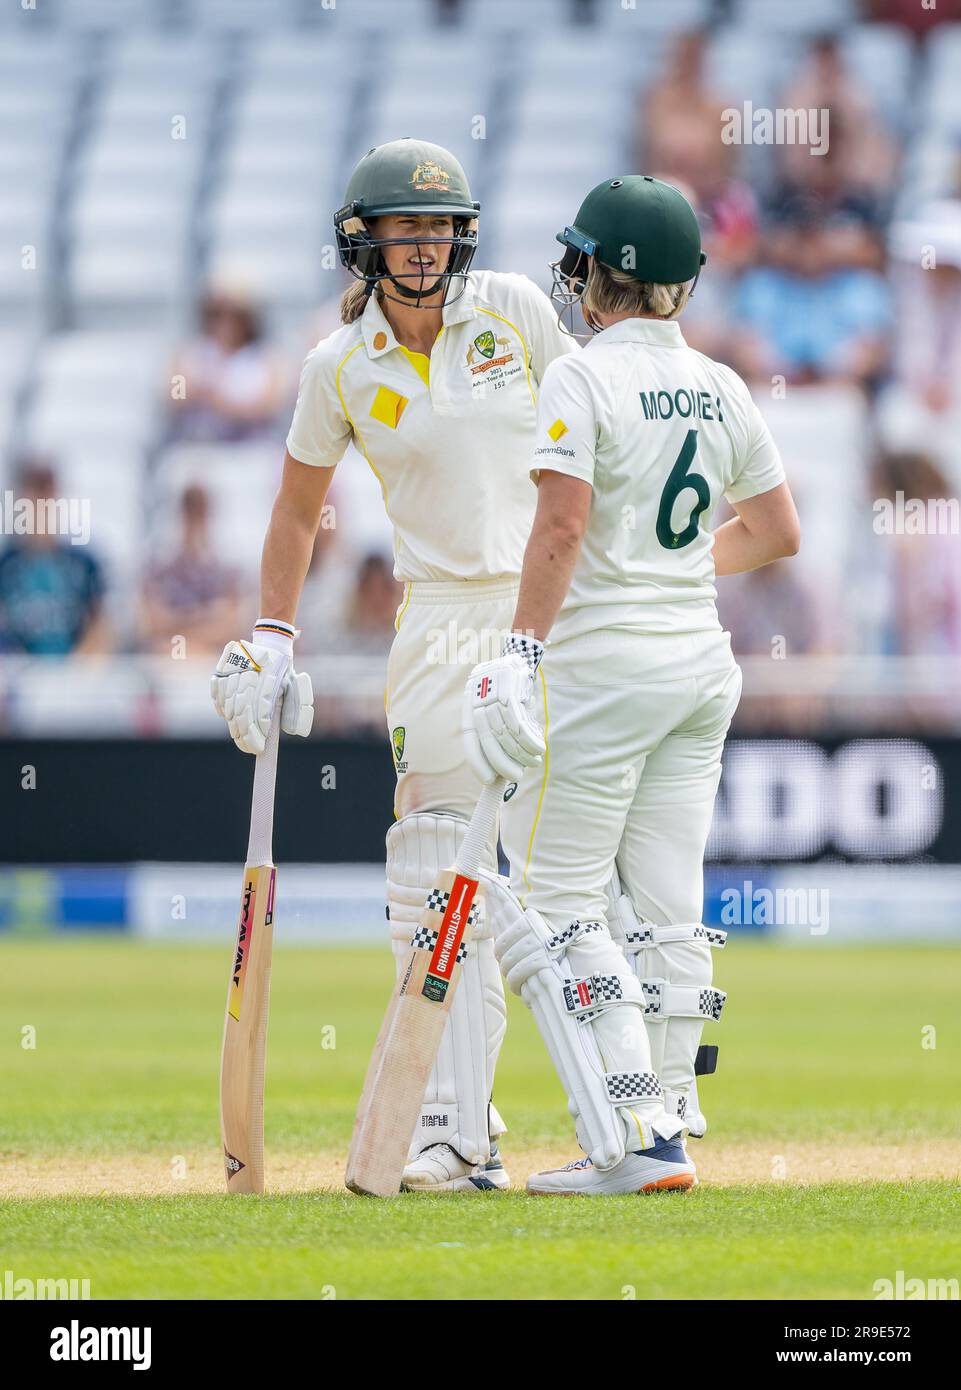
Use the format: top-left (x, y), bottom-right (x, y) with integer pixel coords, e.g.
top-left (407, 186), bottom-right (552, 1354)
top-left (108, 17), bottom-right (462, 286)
top-left (2, 0), bottom-right (961, 689)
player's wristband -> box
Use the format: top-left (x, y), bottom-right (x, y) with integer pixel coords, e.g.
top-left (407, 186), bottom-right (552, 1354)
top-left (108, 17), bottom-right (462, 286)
top-left (253, 618), bottom-right (298, 656)
top-left (503, 631), bottom-right (545, 673)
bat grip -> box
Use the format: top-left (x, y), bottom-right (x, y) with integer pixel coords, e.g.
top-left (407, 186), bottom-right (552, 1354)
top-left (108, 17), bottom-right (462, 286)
top-left (246, 710), bottom-right (281, 866)
top-left (455, 778), bottom-right (506, 879)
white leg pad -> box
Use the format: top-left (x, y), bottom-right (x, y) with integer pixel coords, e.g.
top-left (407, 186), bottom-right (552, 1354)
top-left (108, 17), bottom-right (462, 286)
top-left (481, 872), bottom-right (684, 1169)
top-left (386, 812), bottom-right (506, 1164)
top-left (607, 868), bottom-right (725, 1137)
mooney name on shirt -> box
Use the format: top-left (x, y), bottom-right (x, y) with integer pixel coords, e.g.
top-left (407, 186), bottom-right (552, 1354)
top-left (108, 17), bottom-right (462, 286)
top-left (640, 388), bottom-right (724, 423)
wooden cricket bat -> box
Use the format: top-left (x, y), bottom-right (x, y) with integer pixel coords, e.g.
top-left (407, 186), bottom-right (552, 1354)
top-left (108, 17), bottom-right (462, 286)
top-left (220, 712), bottom-right (280, 1194)
top-left (346, 778), bottom-right (506, 1197)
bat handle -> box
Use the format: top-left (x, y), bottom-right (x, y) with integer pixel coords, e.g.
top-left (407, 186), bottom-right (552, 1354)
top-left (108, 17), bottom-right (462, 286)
top-left (455, 778), bottom-right (507, 880)
top-left (246, 709), bottom-right (281, 866)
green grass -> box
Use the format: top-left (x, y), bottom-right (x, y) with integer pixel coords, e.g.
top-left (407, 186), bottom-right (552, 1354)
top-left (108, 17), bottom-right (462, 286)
top-left (3, 1184), bottom-right (958, 1300)
top-left (2, 939), bottom-right (960, 1298)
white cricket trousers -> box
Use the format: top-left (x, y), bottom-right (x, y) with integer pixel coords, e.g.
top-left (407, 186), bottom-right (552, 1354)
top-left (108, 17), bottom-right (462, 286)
top-left (385, 577), bottom-right (520, 826)
top-left (501, 627), bottom-right (742, 928)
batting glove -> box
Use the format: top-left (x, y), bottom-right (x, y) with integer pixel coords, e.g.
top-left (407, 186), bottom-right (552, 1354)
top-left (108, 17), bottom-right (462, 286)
top-left (463, 632), bottom-right (545, 784)
top-left (211, 619), bottom-right (314, 755)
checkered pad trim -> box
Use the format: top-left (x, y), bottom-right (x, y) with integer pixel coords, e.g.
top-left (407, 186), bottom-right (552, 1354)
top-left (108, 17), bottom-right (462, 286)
top-left (624, 924), bottom-right (727, 949)
top-left (605, 1071), bottom-right (661, 1104)
top-left (546, 919), bottom-right (605, 953)
top-left (677, 1095), bottom-right (687, 1119)
top-left (641, 981), bottom-right (663, 1014)
top-left (702, 927), bottom-right (727, 948)
top-left (623, 926), bottom-right (656, 947)
top-left (410, 924), bottom-right (468, 963)
top-left (503, 632), bottom-right (544, 674)
top-left (700, 987), bottom-right (726, 1021)
top-left (424, 888), bottom-right (479, 926)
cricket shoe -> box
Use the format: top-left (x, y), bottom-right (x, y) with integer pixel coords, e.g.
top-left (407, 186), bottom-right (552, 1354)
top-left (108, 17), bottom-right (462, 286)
top-left (401, 1142), bottom-right (510, 1193)
top-left (526, 1134), bottom-right (697, 1196)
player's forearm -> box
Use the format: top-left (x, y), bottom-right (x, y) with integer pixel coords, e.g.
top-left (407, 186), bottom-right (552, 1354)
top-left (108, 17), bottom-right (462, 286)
top-left (713, 482), bottom-right (800, 577)
top-left (259, 453), bottom-right (335, 626)
top-left (712, 517), bottom-right (799, 576)
top-left (259, 499), bottom-right (317, 624)
top-left (512, 519), bottom-right (583, 642)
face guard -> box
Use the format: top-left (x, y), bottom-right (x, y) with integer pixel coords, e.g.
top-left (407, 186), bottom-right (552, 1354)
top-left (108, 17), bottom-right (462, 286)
top-left (335, 207), bottom-right (478, 309)
top-left (549, 225), bottom-right (599, 339)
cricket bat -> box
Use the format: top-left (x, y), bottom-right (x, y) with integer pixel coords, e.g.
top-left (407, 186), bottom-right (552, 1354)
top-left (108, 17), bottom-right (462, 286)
top-left (346, 777), bottom-right (506, 1197)
top-left (220, 712), bottom-right (280, 1194)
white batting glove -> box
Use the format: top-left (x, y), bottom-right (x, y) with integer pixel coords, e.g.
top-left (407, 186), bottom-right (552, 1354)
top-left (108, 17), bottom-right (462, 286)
top-left (463, 633), bottom-right (546, 785)
top-left (210, 619), bottom-right (314, 755)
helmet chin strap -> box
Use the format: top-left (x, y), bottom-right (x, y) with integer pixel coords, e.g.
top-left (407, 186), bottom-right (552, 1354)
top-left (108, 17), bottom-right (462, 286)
top-left (388, 277), bottom-right (444, 303)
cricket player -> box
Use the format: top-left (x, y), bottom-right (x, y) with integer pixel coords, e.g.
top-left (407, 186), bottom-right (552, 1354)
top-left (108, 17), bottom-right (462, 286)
top-left (211, 139), bottom-right (576, 1191)
top-left (464, 176), bottom-right (800, 1194)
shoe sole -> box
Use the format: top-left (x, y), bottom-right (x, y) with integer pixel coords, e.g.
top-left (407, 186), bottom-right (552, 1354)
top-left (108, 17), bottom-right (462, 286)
top-left (528, 1169), bottom-right (697, 1197)
top-left (639, 1172), bottom-right (697, 1193)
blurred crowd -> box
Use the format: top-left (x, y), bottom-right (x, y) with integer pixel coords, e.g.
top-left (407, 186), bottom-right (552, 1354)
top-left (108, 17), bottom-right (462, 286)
top-left (2, 8), bottom-right (961, 674)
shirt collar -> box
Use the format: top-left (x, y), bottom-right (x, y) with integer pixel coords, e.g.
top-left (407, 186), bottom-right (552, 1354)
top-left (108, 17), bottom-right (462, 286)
top-left (441, 277), bottom-right (476, 327)
top-left (360, 279), bottom-right (477, 357)
top-left (590, 317), bottom-right (686, 349)
top-left (361, 293), bottom-right (397, 359)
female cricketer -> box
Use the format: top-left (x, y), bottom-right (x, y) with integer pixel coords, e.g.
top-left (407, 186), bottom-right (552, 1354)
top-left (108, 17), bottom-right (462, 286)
top-left (211, 138), bottom-right (576, 1192)
top-left (464, 176), bottom-right (800, 1194)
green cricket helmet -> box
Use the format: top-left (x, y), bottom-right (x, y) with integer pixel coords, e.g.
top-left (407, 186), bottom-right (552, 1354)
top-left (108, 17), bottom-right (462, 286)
top-left (551, 175), bottom-right (706, 330)
top-left (334, 138), bottom-right (480, 307)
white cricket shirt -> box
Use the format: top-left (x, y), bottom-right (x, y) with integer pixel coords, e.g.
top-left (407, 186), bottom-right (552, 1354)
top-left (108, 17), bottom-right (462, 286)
top-left (531, 317), bottom-right (786, 642)
top-left (286, 269), bottom-right (577, 583)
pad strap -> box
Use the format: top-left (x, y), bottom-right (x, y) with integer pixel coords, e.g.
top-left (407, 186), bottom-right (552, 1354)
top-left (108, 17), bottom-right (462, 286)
top-left (622, 922), bottom-right (727, 951)
top-left (641, 980), bottom-right (727, 1022)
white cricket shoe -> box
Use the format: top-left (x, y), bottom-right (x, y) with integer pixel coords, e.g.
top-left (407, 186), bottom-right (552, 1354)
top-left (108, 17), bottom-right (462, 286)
top-left (527, 1134), bottom-right (696, 1196)
top-left (401, 1142), bottom-right (510, 1193)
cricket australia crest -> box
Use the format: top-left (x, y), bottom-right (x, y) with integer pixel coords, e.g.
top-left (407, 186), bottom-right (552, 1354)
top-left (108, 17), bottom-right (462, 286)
top-left (391, 725), bottom-right (408, 774)
top-left (465, 326), bottom-right (523, 392)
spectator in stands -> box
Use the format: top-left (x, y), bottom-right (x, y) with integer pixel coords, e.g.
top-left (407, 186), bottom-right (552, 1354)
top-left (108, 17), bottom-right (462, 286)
top-left (293, 511), bottom-right (354, 656)
top-left (872, 450), bottom-right (961, 656)
top-left (140, 484), bottom-right (243, 656)
top-left (639, 29), bottom-right (759, 274)
top-left (775, 34), bottom-right (898, 218)
top-left (169, 281), bottom-right (287, 443)
top-left (0, 462), bottom-right (109, 655)
top-left (717, 560), bottom-right (825, 658)
top-left (343, 552), bottom-right (403, 655)
top-left (890, 197), bottom-right (961, 417)
top-left (866, 0), bottom-right (961, 40)
top-left (730, 202), bottom-right (892, 389)
top-left (636, 32), bottom-right (757, 359)
top-left (639, 32), bottom-right (726, 199)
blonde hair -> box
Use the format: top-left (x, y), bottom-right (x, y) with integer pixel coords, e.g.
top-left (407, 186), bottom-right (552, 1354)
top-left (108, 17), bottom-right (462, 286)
top-left (582, 259), bottom-right (692, 321)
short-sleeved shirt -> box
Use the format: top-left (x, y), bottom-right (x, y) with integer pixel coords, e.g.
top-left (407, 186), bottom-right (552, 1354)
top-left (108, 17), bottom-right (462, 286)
top-left (0, 543), bottom-right (104, 654)
top-left (531, 317), bottom-right (786, 642)
top-left (286, 269), bottom-right (577, 583)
